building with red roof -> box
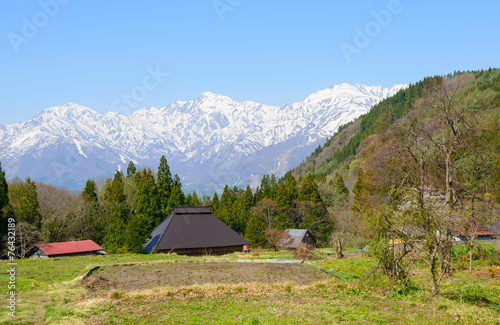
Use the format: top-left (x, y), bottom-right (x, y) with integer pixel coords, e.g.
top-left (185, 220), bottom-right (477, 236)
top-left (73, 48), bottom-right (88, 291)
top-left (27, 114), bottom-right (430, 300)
top-left (29, 240), bottom-right (106, 258)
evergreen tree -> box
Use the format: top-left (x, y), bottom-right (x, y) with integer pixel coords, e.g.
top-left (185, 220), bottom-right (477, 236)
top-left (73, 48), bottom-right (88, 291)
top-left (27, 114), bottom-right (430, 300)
top-left (124, 213), bottom-right (152, 253)
top-left (167, 184), bottom-right (185, 211)
top-left (211, 192), bottom-right (220, 211)
top-left (157, 155), bottom-right (173, 213)
top-left (173, 174), bottom-right (182, 188)
top-left (0, 162), bottom-right (9, 223)
top-left (191, 190), bottom-right (202, 206)
top-left (245, 214), bottom-right (266, 247)
top-left (229, 186), bottom-right (254, 234)
top-left (134, 169), bottom-right (161, 226)
top-left (104, 171), bottom-right (126, 204)
top-left (80, 179), bottom-right (106, 245)
top-left (243, 185), bottom-right (254, 207)
top-left (275, 181), bottom-right (290, 208)
top-left (185, 193), bottom-right (192, 206)
top-left (217, 185), bottom-right (234, 226)
top-left (126, 160), bottom-right (137, 180)
top-left (103, 171), bottom-right (128, 253)
top-left (334, 172), bottom-right (349, 195)
top-left (259, 174), bottom-right (278, 199)
top-left (269, 174), bottom-right (278, 199)
top-left (103, 216), bottom-right (125, 253)
top-left (286, 173), bottom-right (299, 202)
top-left (297, 201), bottom-right (332, 244)
top-left (83, 179), bottom-right (98, 202)
top-left (298, 175), bottom-right (323, 204)
top-left (253, 186), bottom-right (263, 203)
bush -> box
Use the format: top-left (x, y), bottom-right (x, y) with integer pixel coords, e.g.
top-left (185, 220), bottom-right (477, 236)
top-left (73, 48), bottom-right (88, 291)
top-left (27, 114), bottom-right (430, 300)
top-left (116, 247), bottom-right (132, 254)
top-left (486, 251), bottom-right (500, 266)
top-left (109, 291), bottom-right (125, 299)
top-left (452, 243), bottom-right (496, 260)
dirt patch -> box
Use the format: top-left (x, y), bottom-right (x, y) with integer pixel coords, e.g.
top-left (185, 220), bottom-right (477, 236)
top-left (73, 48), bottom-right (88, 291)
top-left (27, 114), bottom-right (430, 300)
top-left (82, 261), bottom-right (328, 292)
top-left (82, 275), bottom-right (112, 290)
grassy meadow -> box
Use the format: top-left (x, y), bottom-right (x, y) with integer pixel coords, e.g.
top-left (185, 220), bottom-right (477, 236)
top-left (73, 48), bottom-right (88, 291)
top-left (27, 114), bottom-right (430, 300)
top-left (0, 248), bottom-right (499, 324)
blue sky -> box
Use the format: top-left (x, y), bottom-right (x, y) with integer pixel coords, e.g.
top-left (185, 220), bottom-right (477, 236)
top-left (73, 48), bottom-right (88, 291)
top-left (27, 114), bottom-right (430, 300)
top-left (1, 0), bottom-right (499, 125)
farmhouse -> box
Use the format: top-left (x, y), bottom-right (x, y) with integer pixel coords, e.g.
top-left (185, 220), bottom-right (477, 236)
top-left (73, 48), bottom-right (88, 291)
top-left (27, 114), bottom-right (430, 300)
top-left (452, 221), bottom-right (497, 241)
top-left (280, 229), bottom-right (316, 250)
top-left (29, 240), bottom-right (106, 258)
top-left (144, 206), bottom-right (248, 255)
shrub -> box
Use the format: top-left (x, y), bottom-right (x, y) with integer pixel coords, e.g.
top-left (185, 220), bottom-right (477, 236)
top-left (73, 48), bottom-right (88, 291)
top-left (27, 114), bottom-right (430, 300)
top-left (109, 291), bottom-right (125, 299)
top-left (452, 243), bottom-right (496, 260)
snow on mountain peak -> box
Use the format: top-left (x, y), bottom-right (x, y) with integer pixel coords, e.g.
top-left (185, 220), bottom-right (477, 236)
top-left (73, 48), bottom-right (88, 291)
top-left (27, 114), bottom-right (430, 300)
top-left (0, 83), bottom-right (406, 191)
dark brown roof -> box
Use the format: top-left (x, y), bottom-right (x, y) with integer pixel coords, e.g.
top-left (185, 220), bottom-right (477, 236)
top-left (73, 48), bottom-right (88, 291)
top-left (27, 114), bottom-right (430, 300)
top-left (144, 206), bottom-right (248, 253)
top-left (172, 206), bottom-right (212, 214)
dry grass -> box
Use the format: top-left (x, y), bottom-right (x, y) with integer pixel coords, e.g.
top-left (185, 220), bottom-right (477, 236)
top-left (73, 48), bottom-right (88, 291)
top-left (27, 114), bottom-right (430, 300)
top-left (486, 266), bottom-right (500, 277)
top-left (294, 243), bottom-right (318, 260)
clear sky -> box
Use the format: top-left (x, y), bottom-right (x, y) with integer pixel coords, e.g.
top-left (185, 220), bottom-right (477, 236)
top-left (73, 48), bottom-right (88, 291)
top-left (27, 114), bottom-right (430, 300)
top-left (1, 0), bottom-right (499, 125)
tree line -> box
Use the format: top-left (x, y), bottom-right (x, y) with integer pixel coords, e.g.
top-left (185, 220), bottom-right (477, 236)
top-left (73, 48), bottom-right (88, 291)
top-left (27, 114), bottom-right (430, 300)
top-left (0, 153), bottom-right (355, 256)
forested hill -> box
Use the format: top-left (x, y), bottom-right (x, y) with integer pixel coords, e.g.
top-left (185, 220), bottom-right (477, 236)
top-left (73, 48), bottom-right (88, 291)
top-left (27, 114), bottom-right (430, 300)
top-left (292, 69), bottom-right (500, 185)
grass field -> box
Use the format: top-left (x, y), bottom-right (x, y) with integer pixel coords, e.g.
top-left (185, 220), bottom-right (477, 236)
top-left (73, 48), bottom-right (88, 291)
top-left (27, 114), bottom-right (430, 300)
top-left (1, 248), bottom-right (499, 324)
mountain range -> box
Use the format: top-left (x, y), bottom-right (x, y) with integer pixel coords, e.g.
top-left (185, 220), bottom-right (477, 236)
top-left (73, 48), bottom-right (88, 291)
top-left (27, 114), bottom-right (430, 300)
top-left (0, 83), bottom-right (406, 192)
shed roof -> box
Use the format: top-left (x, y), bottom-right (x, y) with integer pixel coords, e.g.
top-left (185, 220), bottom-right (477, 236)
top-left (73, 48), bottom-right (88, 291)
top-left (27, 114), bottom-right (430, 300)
top-left (34, 240), bottom-right (104, 256)
top-left (283, 229), bottom-right (315, 249)
top-left (144, 206), bottom-right (248, 253)
top-left (452, 221), bottom-right (496, 237)
top-left (484, 221), bottom-right (500, 236)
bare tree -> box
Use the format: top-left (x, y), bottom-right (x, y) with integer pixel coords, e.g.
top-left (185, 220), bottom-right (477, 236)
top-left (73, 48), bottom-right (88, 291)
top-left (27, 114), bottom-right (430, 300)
top-left (250, 198), bottom-right (279, 230)
top-left (15, 222), bottom-right (40, 258)
top-left (36, 183), bottom-right (78, 243)
top-left (264, 229), bottom-right (293, 251)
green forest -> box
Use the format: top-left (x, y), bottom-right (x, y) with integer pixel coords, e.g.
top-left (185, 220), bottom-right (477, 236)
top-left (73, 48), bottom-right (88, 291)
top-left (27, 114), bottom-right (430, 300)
top-left (0, 155), bottom-right (337, 256)
top-left (1, 69), bottom-right (500, 294)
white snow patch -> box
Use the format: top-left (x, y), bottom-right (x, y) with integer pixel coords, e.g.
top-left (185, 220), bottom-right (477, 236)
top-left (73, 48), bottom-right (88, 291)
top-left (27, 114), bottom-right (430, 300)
top-left (73, 139), bottom-right (88, 158)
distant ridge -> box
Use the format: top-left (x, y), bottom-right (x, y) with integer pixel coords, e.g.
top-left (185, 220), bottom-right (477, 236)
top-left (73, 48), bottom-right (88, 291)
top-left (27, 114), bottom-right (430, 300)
top-left (0, 83), bottom-right (406, 192)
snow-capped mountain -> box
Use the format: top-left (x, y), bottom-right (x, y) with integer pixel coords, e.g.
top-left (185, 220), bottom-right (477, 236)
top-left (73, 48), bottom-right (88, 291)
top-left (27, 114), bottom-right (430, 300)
top-left (0, 83), bottom-right (406, 192)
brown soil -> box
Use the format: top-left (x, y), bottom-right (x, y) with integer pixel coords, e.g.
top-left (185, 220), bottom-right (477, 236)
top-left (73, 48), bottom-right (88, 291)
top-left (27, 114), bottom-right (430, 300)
top-left (81, 261), bottom-right (328, 292)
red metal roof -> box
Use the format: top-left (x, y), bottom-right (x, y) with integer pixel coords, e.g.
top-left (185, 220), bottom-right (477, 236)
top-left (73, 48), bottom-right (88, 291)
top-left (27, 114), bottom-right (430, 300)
top-left (35, 240), bottom-right (104, 256)
top-left (452, 221), bottom-right (497, 237)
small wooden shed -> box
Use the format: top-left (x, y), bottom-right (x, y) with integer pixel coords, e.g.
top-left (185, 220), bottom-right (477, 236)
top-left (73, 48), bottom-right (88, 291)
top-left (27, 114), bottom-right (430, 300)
top-left (280, 229), bottom-right (316, 250)
top-left (144, 206), bottom-right (248, 255)
top-left (29, 240), bottom-right (106, 258)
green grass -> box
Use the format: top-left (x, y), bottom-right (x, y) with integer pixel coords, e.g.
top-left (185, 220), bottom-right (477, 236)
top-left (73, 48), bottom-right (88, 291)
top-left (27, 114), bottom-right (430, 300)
top-left (83, 279), bottom-right (499, 324)
top-left (1, 250), bottom-right (499, 324)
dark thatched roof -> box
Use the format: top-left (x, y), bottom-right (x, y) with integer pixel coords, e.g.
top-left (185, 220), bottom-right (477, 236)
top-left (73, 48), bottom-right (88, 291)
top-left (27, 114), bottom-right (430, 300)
top-left (144, 206), bottom-right (248, 253)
